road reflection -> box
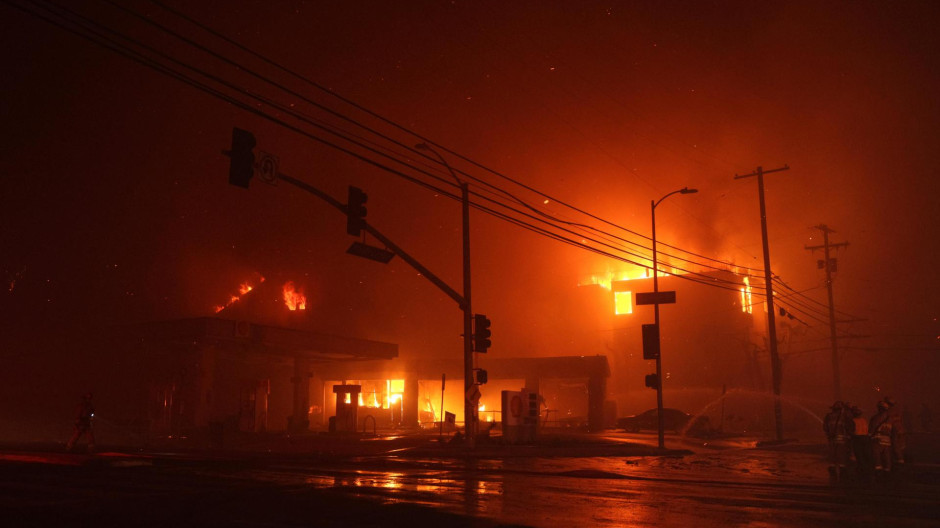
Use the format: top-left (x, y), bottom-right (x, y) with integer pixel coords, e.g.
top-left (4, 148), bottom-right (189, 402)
top-left (261, 446), bottom-right (928, 528)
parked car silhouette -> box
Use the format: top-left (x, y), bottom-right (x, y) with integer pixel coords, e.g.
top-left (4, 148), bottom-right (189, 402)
top-left (618, 408), bottom-right (691, 433)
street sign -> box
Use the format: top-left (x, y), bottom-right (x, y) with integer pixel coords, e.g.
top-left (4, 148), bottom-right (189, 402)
top-left (466, 384), bottom-right (481, 403)
top-left (636, 290), bottom-right (676, 305)
top-left (346, 242), bottom-right (395, 263)
top-left (257, 151), bottom-right (279, 185)
top-left (642, 323), bottom-right (660, 360)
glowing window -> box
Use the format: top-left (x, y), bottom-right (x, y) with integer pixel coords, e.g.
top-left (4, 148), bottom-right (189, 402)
top-left (740, 277), bottom-right (753, 314)
top-left (614, 291), bottom-right (633, 315)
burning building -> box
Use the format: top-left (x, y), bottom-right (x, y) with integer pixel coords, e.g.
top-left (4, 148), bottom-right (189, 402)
top-left (125, 316), bottom-right (398, 437)
top-left (117, 276), bottom-right (398, 438)
top-left (579, 268), bottom-right (801, 431)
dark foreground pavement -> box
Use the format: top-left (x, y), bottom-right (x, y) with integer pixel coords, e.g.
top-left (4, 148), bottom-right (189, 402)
top-left (3, 431), bottom-right (939, 527)
top-left (0, 431), bottom-right (682, 528)
top-left (0, 458), bottom-right (532, 528)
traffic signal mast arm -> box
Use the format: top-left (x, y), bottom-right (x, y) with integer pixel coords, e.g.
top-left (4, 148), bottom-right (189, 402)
top-left (276, 173), bottom-right (467, 310)
top-left (226, 130), bottom-right (480, 448)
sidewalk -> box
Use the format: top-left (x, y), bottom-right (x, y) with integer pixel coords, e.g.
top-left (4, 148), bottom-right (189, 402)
top-left (0, 429), bottom-right (694, 467)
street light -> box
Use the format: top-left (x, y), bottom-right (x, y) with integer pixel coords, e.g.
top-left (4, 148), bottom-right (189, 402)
top-left (415, 142), bottom-right (476, 448)
top-left (651, 186), bottom-right (697, 449)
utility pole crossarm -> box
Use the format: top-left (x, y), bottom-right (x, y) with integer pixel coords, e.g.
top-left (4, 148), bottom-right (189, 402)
top-left (805, 242), bottom-right (849, 251)
top-left (734, 165), bottom-right (790, 179)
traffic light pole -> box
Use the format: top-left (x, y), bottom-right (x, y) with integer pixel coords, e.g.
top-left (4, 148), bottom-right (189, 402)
top-left (651, 200), bottom-right (665, 450)
top-left (226, 131), bottom-right (479, 448)
top-left (460, 180), bottom-right (476, 448)
top-left (649, 186), bottom-right (697, 450)
top-left (418, 143), bottom-right (477, 449)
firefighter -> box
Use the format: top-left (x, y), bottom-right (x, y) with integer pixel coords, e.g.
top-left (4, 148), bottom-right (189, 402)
top-left (66, 392), bottom-right (95, 453)
top-left (849, 404), bottom-right (873, 483)
top-left (884, 397), bottom-right (906, 465)
top-left (869, 400), bottom-right (893, 478)
top-left (823, 401), bottom-right (851, 481)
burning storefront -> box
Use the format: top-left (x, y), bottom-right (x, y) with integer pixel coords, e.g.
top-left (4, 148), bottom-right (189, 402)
top-left (115, 275), bottom-right (398, 439)
top-left (124, 316), bottom-right (398, 438)
top-left (314, 355), bottom-right (611, 432)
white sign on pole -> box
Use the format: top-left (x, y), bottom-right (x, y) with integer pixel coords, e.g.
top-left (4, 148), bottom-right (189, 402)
top-left (257, 151), bottom-right (279, 185)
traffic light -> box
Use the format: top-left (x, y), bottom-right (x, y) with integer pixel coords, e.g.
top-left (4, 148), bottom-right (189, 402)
top-left (473, 313), bottom-right (491, 353)
top-left (644, 373), bottom-right (659, 389)
top-left (475, 368), bottom-right (488, 385)
top-left (227, 127), bottom-right (256, 188)
top-left (346, 186), bottom-right (368, 236)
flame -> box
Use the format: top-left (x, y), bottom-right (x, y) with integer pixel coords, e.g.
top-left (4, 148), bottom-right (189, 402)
top-left (214, 275), bottom-right (265, 313)
top-left (580, 267), bottom-right (649, 290)
top-left (283, 281), bottom-right (306, 310)
top-left (740, 276), bottom-right (753, 314)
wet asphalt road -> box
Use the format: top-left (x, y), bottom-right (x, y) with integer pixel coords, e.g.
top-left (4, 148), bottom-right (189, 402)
top-left (252, 440), bottom-right (940, 527)
top-left (2, 433), bottom-right (939, 527)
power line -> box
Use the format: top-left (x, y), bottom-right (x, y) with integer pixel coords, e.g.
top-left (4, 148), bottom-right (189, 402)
top-left (144, 0), bottom-right (767, 278)
top-left (13, 0), bottom-right (762, 298)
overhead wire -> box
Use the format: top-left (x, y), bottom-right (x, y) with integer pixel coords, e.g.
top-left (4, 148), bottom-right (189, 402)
top-left (144, 0), bottom-right (768, 278)
top-left (16, 0), bottom-right (778, 298)
top-left (7, 0), bottom-right (663, 279)
top-left (84, 0), bottom-right (757, 290)
top-left (459, 2), bottom-right (769, 268)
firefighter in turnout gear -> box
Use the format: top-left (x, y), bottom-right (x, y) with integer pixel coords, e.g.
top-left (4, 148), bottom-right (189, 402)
top-left (869, 400), bottom-right (893, 477)
top-left (849, 404), bottom-right (873, 482)
top-left (884, 397), bottom-right (906, 465)
top-left (823, 401), bottom-right (851, 481)
top-left (66, 392), bottom-right (95, 453)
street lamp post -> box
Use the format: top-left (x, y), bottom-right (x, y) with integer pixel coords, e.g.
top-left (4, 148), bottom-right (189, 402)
top-left (415, 143), bottom-right (476, 448)
top-left (651, 187), bottom-right (697, 449)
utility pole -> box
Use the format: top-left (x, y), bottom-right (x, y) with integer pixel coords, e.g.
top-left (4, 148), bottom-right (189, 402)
top-left (735, 164), bottom-right (788, 442)
top-left (805, 224), bottom-right (849, 401)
